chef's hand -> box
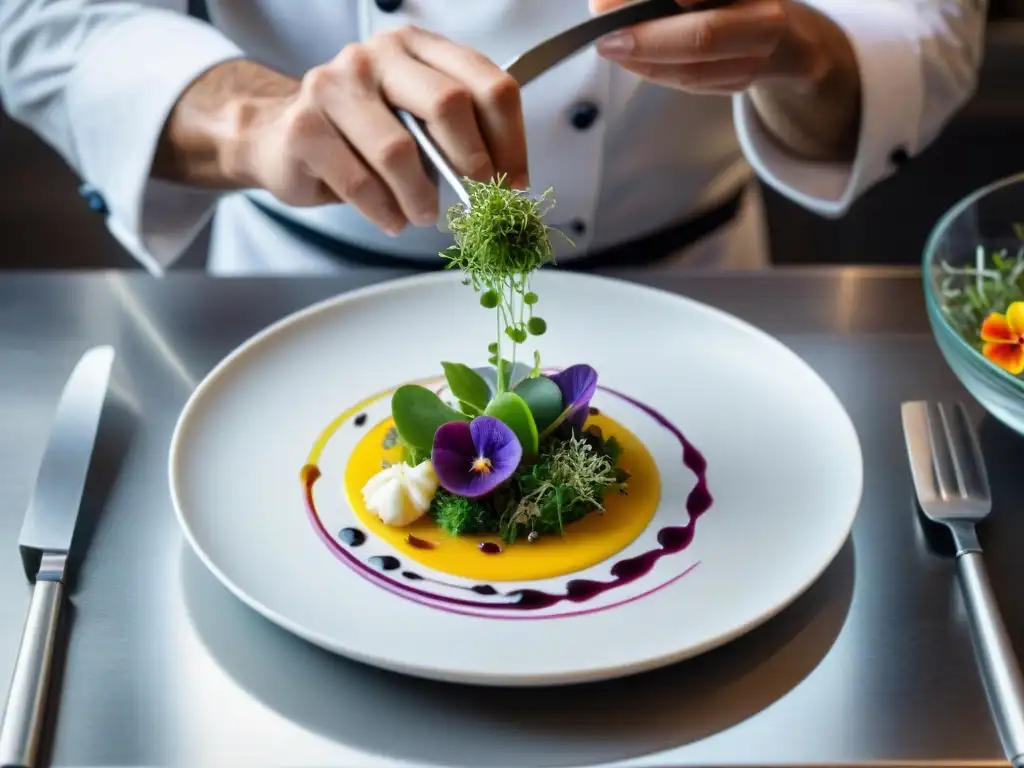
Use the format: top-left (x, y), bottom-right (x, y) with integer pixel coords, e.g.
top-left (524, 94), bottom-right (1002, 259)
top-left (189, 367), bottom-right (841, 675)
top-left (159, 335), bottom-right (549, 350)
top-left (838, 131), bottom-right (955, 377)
top-left (589, 0), bottom-right (860, 160)
top-left (154, 27), bottom-right (528, 235)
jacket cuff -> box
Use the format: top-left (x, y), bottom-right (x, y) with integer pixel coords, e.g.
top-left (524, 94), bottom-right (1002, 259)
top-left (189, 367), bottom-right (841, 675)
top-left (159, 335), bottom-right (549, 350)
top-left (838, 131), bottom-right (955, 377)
top-left (733, 0), bottom-right (923, 217)
top-left (65, 10), bottom-right (243, 269)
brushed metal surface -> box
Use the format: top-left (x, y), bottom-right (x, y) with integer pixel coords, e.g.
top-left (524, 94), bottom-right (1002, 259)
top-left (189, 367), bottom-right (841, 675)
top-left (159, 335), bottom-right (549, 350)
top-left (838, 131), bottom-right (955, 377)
top-left (902, 400), bottom-right (1024, 766)
top-left (0, 268), bottom-right (1021, 767)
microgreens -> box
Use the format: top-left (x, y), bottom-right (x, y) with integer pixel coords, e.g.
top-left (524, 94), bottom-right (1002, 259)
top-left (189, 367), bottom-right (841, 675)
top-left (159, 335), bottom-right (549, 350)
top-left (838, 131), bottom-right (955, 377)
top-left (939, 240), bottom-right (1024, 351)
top-left (440, 174), bottom-right (572, 392)
top-left (427, 426), bottom-right (628, 544)
top-left (383, 175), bottom-right (624, 545)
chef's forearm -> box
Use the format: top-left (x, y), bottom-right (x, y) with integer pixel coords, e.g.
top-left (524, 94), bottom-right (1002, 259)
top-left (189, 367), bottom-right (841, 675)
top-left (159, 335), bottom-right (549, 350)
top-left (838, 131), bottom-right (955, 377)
top-left (152, 59), bottom-right (298, 188)
top-left (748, 3), bottom-right (861, 163)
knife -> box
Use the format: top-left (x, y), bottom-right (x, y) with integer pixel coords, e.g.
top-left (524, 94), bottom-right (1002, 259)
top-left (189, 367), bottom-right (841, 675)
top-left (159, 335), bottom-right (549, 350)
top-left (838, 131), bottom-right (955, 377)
top-left (0, 346), bottom-right (115, 768)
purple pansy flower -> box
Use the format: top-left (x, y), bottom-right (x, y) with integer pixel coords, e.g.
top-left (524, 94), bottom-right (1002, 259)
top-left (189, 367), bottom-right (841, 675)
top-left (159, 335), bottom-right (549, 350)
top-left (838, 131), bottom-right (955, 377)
top-left (431, 416), bottom-right (523, 498)
top-left (548, 364), bottom-right (598, 430)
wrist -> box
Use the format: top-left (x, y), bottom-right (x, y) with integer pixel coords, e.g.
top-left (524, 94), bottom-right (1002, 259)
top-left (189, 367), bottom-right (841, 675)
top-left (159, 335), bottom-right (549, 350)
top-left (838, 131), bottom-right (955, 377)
top-left (748, 2), bottom-right (861, 161)
top-left (220, 89), bottom-right (293, 189)
top-left (154, 59), bottom-right (299, 189)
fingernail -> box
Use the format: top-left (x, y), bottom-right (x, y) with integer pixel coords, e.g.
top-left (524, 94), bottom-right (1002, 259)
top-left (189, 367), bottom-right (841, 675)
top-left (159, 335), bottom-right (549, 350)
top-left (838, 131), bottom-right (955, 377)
top-left (413, 209), bottom-right (436, 227)
top-left (384, 218), bottom-right (406, 236)
top-left (596, 31), bottom-right (634, 56)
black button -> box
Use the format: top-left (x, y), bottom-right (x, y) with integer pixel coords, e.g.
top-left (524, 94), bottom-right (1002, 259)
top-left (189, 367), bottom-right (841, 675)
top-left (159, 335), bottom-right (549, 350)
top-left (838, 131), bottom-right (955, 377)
top-left (375, 0), bottom-right (403, 11)
top-left (569, 219), bottom-right (587, 236)
top-left (569, 101), bottom-right (600, 131)
top-left (78, 183), bottom-right (109, 215)
top-left (889, 146), bottom-right (910, 168)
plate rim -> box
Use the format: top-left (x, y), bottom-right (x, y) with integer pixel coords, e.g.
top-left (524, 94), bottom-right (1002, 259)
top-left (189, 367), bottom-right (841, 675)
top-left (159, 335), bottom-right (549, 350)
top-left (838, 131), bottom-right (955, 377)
top-left (168, 269), bottom-right (864, 686)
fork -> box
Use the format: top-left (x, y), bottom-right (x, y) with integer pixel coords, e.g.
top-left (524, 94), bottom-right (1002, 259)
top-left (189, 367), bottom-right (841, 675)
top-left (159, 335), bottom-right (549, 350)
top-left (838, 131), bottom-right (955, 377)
top-left (902, 400), bottom-right (1024, 768)
top-left (396, 0), bottom-right (741, 208)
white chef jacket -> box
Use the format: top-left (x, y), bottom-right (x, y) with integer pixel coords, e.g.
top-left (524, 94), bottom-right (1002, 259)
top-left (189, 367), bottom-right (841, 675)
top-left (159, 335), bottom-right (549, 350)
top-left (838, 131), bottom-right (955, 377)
top-left (0, 0), bottom-right (985, 275)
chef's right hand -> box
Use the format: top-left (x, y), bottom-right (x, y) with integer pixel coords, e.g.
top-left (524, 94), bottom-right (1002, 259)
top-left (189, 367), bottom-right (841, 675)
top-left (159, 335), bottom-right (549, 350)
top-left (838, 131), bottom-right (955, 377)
top-left (236, 26), bottom-right (528, 235)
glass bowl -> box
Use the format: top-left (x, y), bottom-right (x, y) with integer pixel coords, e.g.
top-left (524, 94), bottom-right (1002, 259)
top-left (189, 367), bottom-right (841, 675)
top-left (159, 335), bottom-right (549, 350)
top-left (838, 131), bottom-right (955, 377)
top-left (924, 171), bottom-right (1024, 436)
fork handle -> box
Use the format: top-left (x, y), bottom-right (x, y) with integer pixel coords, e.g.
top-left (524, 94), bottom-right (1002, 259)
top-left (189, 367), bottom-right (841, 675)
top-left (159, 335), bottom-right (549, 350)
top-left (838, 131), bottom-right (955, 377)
top-left (956, 550), bottom-right (1024, 766)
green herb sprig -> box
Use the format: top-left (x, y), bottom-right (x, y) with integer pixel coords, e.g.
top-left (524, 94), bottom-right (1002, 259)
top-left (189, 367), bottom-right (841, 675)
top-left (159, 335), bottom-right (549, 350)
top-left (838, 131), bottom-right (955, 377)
top-left (939, 239), bottom-right (1024, 349)
top-left (440, 174), bottom-right (572, 392)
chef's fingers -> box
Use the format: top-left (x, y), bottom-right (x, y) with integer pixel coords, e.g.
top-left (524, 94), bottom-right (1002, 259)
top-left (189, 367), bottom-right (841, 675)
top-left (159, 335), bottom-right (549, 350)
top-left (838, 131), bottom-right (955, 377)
top-left (280, 89), bottom-right (409, 231)
top-left (311, 45), bottom-right (439, 227)
top-left (611, 57), bottom-right (766, 92)
top-left (376, 45), bottom-right (496, 184)
top-left (399, 27), bottom-right (530, 190)
top-left (596, 0), bottom-right (784, 63)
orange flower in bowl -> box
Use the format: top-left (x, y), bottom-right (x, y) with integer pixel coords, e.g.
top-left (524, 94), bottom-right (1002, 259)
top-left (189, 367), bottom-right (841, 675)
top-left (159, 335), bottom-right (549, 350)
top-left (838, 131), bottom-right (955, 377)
top-left (981, 301), bottom-right (1024, 374)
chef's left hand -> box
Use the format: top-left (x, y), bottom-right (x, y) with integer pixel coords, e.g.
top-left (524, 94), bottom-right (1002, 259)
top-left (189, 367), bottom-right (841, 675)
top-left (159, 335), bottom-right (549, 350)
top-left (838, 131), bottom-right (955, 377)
top-left (590, 0), bottom-right (861, 160)
top-left (590, 0), bottom-right (833, 94)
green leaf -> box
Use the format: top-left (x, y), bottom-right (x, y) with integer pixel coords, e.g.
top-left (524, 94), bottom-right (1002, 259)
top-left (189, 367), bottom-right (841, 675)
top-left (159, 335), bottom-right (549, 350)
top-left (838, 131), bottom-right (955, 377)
top-left (401, 441), bottom-right (430, 467)
top-left (391, 385), bottom-right (469, 453)
top-left (441, 362), bottom-right (491, 412)
top-left (458, 400), bottom-right (482, 417)
top-left (484, 392), bottom-right (539, 454)
top-left (513, 376), bottom-right (563, 432)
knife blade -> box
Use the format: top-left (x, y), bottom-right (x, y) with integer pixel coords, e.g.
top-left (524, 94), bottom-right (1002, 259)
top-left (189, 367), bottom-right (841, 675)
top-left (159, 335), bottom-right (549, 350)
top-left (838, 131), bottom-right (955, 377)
top-left (504, 0), bottom-right (741, 87)
top-left (0, 346), bottom-right (115, 768)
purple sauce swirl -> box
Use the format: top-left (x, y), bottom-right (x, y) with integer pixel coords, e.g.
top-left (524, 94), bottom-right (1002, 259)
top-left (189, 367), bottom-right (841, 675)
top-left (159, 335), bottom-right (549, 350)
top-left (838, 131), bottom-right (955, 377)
top-left (302, 385), bottom-right (712, 618)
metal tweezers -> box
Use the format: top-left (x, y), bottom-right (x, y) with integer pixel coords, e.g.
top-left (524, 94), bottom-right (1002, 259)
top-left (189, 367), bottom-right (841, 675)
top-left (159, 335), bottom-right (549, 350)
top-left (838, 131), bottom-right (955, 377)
top-left (396, 0), bottom-right (740, 208)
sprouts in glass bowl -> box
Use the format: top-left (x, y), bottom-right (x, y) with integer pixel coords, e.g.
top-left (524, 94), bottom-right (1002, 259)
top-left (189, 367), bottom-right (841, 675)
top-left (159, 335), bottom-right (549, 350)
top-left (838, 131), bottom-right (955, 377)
top-left (925, 172), bottom-right (1024, 435)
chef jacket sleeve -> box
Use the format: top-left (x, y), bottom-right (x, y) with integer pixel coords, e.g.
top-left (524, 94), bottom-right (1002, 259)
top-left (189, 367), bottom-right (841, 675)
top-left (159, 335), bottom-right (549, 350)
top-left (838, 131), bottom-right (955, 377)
top-left (732, 0), bottom-right (984, 217)
top-left (0, 0), bottom-right (244, 272)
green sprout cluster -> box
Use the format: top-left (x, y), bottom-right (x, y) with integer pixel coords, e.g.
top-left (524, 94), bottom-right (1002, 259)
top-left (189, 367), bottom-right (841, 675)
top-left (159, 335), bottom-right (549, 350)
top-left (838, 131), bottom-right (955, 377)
top-left (939, 240), bottom-right (1024, 350)
top-left (430, 425), bottom-right (628, 544)
top-left (440, 174), bottom-right (570, 391)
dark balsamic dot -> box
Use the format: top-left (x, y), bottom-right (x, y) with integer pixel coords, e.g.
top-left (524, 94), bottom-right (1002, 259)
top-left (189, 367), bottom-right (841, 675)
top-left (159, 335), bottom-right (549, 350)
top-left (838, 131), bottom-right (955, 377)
top-left (569, 219), bottom-right (587, 236)
top-left (471, 585), bottom-right (498, 596)
top-left (402, 571), bottom-right (424, 580)
top-left (338, 528), bottom-right (366, 547)
top-left (589, 406), bottom-right (600, 415)
top-left (478, 542), bottom-right (501, 554)
top-left (354, 413), bottom-right (368, 427)
top-left (369, 555), bottom-right (401, 571)
top-left (374, 0), bottom-right (403, 11)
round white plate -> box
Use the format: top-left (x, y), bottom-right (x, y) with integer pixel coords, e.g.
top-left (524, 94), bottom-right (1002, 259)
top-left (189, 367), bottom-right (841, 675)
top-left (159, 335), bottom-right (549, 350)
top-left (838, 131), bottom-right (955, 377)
top-left (170, 271), bottom-right (862, 686)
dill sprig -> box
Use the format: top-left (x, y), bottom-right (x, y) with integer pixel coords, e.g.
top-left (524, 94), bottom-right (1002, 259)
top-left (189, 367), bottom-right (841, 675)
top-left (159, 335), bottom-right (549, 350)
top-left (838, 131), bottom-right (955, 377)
top-left (439, 174), bottom-right (572, 390)
top-left (499, 433), bottom-right (624, 543)
top-left (938, 238), bottom-right (1024, 350)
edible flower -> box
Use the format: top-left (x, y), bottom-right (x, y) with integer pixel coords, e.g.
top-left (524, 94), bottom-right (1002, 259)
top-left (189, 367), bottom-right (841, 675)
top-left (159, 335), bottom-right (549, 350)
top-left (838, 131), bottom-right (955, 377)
top-left (361, 460), bottom-right (439, 527)
top-left (548, 364), bottom-right (598, 430)
top-left (980, 301), bottom-right (1024, 375)
top-left (432, 416), bottom-right (522, 498)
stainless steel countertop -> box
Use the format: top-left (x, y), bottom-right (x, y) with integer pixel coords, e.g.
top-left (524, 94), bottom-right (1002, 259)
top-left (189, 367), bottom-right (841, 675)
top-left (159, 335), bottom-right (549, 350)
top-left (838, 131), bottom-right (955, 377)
top-left (1, 267), bottom-right (1021, 768)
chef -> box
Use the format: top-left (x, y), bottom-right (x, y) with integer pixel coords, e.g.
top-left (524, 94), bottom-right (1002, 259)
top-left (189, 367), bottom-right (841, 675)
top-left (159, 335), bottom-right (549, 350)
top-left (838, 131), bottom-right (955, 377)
top-left (0, 0), bottom-right (984, 275)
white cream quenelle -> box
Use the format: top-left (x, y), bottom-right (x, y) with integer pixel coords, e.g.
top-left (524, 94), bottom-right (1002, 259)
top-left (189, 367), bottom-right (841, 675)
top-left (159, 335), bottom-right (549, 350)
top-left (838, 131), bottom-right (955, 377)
top-left (361, 461), bottom-right (440, 527)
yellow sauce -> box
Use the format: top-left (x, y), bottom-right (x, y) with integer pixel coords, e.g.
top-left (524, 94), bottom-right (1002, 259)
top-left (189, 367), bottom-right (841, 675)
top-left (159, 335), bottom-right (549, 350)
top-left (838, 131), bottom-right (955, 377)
top-left (343, 413), bottom-right (661, 582)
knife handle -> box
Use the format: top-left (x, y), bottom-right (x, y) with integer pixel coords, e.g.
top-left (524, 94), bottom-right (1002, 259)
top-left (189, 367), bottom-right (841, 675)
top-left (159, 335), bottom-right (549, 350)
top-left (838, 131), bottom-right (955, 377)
top-left (0, 579), bottom-right (63, 768)
top-left (956, 551), bottom-right (1024, 767)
